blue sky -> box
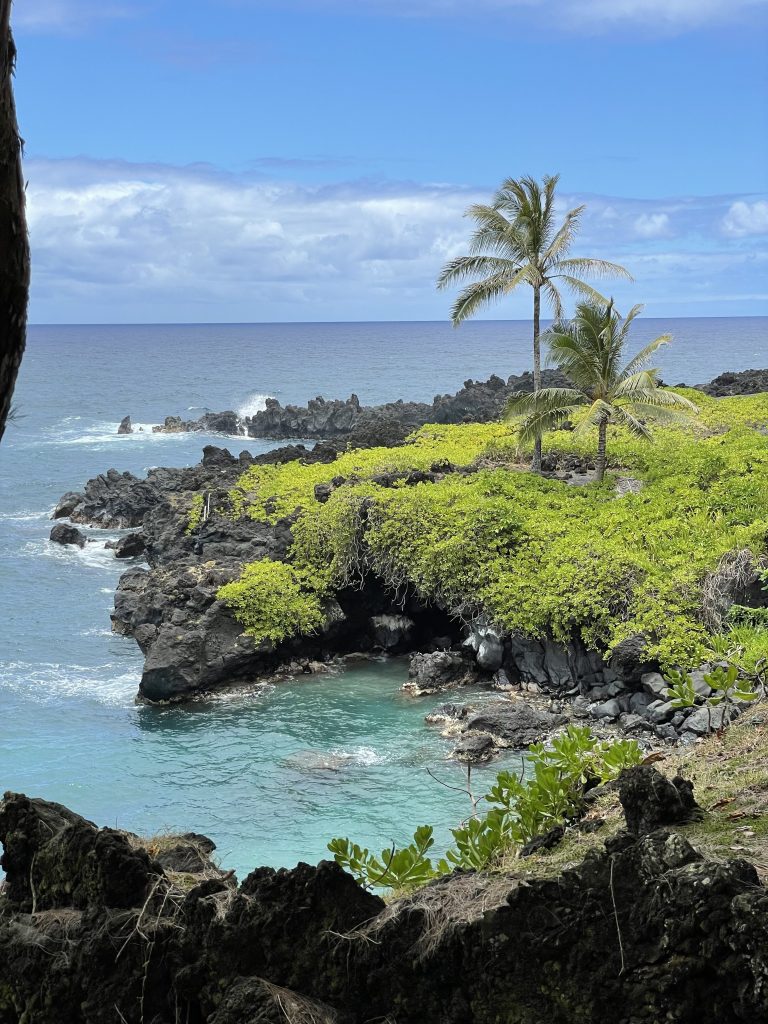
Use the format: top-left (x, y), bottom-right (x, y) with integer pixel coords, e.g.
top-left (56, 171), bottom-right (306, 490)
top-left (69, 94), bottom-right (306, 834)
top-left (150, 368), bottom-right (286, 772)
top-left (14, 0), bottom-right (768, 323)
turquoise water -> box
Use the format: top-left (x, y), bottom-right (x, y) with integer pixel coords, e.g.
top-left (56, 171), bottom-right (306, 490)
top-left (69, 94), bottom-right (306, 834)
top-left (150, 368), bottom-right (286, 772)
top-left (1, 318), bottom-right (766, 875)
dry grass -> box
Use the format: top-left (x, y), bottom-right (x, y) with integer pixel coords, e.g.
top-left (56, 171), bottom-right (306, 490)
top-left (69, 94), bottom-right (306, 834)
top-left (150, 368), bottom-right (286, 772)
top-left (333, 871), bottom-right (516, 959)
top-left (259, 979), bottom-right (339, 1024)
top-left (701, 548), bottom-right (764, 630)
top-left (673, 704), bottom-right (768, 878)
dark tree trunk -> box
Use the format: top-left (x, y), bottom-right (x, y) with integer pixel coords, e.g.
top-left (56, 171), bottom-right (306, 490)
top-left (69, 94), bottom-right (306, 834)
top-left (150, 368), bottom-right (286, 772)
top-left (595, 418), bottom-right (608, 482)
top-left (531, 283), bottom-right (542, 473)
top-left (0, 0), bottom-right (29, 444)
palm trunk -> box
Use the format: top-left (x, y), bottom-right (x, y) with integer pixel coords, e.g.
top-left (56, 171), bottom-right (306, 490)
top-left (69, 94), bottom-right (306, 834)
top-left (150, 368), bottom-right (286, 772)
top-left (531, 284), bottom-right (542, 473)
top-left (595, 418), bottom-right (608, 483)
top-left (0, 0), bottom-right (29, 445)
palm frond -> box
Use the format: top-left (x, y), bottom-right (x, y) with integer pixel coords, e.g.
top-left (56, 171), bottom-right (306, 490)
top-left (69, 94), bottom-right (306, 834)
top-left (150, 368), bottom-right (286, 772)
top-left (576, 398), bottom-right (614, 433)
top-left (553, 257), bottom-right (633, 282)
top-left (614, 370), bottom-right (662, 399)
top-left (611, 405), bottom-right (653, 440)
top-left (542, 205), bottom-right (585, 265)
top-left (623, 388), bottom-right (699, 413)
top-left (437, 255), bottom-right (520, 289)
top-left (619, 334), bottom-right (671, 379)
top-left (554, 275), bottom-right (611, 306)
top-left (449, 270), bottom-right (527, 323)
top-left (505, 387), bottom-right (586, 420)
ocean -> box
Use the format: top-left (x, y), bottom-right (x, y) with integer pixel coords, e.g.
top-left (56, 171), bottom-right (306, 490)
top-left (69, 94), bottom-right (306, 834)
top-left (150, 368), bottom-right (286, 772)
top-left (1, 317), bottom-right (766, 875)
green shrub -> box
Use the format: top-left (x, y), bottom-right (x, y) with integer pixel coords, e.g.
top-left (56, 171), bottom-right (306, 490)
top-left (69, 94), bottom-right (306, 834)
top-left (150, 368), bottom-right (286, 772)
top-left (216, 391), bottom-right (768, 666)
top-left (216, 560), bottom-right (326, 644)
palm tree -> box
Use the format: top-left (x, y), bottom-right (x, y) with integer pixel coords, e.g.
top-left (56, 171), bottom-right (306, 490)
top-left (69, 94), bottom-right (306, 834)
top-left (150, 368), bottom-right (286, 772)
top-left (437, 174), bottom-right (632, 472)
top-left (0, 0), bottom-right (29, 445)
top-left (505, 300), bottom-right (698, 483)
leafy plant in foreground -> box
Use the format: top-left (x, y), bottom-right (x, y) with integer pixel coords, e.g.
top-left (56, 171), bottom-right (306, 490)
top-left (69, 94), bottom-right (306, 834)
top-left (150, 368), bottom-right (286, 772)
top-left (328, 727), bottom-right (643, 891)
top-left (663, 663), bottom-right (760, 733)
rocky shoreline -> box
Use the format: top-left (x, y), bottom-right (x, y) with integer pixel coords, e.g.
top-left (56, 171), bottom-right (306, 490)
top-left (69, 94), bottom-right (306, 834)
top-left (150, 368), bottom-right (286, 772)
top-left (2, 752), bottom-right (766, 1023)
top-left (117, 366), bottom-right (768, 442)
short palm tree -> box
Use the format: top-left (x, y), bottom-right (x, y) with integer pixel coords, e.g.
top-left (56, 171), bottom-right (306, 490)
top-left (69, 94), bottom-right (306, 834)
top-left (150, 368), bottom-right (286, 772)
top-left (437, 174), bottom-right (632, 472)
top-left (506, 300), bottom-right (698, 483)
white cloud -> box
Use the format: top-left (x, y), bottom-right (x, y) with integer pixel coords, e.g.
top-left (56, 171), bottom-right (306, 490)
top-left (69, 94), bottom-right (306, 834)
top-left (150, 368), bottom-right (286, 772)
top-left (633, 212), bottom-right (671, 238)
top-left (721, 199), bottom-right (768, 237)
top-left (252, 0), bottom-right (768, 31)
top-left (23, 157), bottom-right (768, 321)
top-left (14, 0), bottom-right (131, 34)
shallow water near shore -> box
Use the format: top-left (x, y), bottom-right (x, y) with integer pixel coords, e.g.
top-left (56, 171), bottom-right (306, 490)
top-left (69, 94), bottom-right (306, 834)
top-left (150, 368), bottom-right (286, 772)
top-left (1, 318), bottom-right (766, 875)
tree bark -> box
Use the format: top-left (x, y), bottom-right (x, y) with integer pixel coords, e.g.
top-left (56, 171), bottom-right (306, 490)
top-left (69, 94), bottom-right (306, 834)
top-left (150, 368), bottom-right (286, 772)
top-left (595, 418), bottom-right (608, 483)
top-left (531, 283), bottom-right (542, 473)
top-left (0, 0), bottom-right (29, 445)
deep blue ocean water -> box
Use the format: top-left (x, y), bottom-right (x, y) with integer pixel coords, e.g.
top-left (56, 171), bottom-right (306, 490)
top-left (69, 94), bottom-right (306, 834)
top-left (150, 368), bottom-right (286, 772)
top-left (1, 317), bottom-right (766, 875)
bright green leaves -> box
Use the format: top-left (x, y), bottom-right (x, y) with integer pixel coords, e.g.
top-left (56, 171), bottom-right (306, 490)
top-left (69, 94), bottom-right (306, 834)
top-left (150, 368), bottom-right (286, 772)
top-left (216, 390), bottom-right (768, 666)
top-left (706, 664), bottom-right (760, 706)
top-left (216, 559), bottom-right (326, 644)
top-left (665, 668), bottom-right (699, 710)
top-left (327, 826), bottom-right (448, 892)
top-left (329, 728), bottom-right (643, 892)
top-left (663, 663), bottom-right (760, 729)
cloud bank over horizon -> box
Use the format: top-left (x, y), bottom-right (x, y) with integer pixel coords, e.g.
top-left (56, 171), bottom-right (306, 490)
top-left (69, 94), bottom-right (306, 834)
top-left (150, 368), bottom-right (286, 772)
top-left (26, 157), bottom-right (768, 323)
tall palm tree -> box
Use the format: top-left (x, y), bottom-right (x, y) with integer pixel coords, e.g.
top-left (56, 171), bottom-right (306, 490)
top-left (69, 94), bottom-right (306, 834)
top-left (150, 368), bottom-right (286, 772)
top-left (437, 174), bottom-right (631, 472)
top-left (0, 0), bottom-right (29, 444)
top-left (506, 300), bottom-right (698, 483)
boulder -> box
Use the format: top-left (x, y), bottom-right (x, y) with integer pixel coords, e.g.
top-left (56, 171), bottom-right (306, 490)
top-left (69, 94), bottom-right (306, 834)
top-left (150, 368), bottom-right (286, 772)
top-left (453, 732), bottom-right (495, 763)
top-left (618, 766), bottom-right (701, 834)
top-left (52, 490), bottom-right (83, 519)
top-left (641, 671), bottom-right (668, 699)
top-left (404, 651), bottom-right (479, 695)
top-left (424, 702), bottom-right (469, 725)
top-left (113, 532), bottom-right (146, 559)
top-left (682, 704), bottom-right (731, 736)
top-left (50, 522), bottom-right (86, 547)
top-left (477, 634), bottom-right (504, 671)
top-left (593, 699), bottom-right (621, 720)
top-left (646, 700), bottom-right (675, 724)
top-left (461, 699), bottom-right (567, 748)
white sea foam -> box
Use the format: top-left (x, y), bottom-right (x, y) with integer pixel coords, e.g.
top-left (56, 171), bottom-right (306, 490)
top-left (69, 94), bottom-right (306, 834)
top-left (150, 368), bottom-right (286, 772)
top-left (23, 538), bottom-right (124, 572)
top-left (0, 509), bottom-right (48, 521)
top-left (0, 660), bottom-right (139, 707)
top-left (236, 393), bottom-right (272, 420)
top-left (330, 745), bottom-right (389, 767)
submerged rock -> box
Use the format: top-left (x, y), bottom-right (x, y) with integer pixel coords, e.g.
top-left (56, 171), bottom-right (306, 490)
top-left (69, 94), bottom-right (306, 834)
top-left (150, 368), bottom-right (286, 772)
top-left (50, 522), bottom-right (86, 547)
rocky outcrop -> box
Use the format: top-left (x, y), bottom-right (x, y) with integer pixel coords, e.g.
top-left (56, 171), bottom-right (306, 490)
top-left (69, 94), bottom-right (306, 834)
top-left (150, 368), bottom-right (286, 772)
top-left (49, 522), bottom-right (86, 547)
top-left (149, 370), bottom-right (571, 440)
top-left (457, 699), bottom-right (568, 754)
top-left (1, 784), bottom-right (766, 1024)
top-left (693, 367), bottom-right (768, 397)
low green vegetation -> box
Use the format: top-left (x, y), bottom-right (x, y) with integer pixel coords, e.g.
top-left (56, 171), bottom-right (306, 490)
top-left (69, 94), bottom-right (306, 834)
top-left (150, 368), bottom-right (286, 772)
top-left (214, 389), bottom-right (768, 663)
top-left (664, 663), bottom-right (760, 731)
top-left (328, 726), bottom-right (643, 892)
top-left (216, 560), bottom-right (326, 644)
